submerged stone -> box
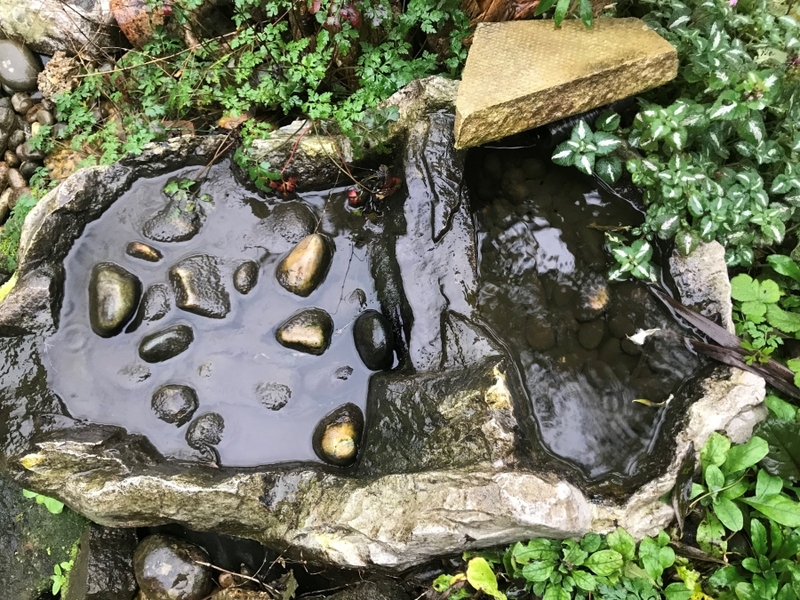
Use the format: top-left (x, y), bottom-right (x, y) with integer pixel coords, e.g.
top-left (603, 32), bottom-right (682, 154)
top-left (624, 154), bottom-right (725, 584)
top-left (88, 262), bottom-right (141, 337)
top-left (169, 254), bottom-right (231, 319)
top-left (140, 284), bottom-right (171, 322)
top-left (233, 260), bottom-right (259, 294)
top-left (0, 40), bottom-right (41, 92)
top-left (312, 403), bottom-right (364, 467)
top-left (276, 233), bottom-right (332, 297)
top-left (454, 18), bottom-right (678, 148)
top-left (152, 385), bottom-right (199, 427)
top-left (186, 413), bottom-right (225, 459)
top-left (256, 201), bottom-right (317, 253)
top-left (256, 381), bottom-right (291, 411)
top-left (353, 310), bottom-right (394, 371)
top-left (126, 241), bottom-right (163, 262)
top-left (142, 196), bottom-right (205, 243)
top-left (139, 324), bottom-right (194, 363)
top-left (276, 308), bottom-right (333, 355)
top-left (133, 534), bottom-right (212, 600)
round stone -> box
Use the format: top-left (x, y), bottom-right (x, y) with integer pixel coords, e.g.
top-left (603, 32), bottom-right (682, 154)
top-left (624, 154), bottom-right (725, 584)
top-left (151, 385), bottom-right (198, 427)
top-left (169, 254), bottom-right (231, 319)
top-left (353, 310), bottom-right (394, 371)
top-left (35, 109), bottom-right (55, 126)
top-left (276, 233), bottom-right (333, 297)
top-left (233, 260), bottom-right (259, 294)
top-left (0, 41), bottom-right (41, 92)
top-left (312, 403), bottom-right (364, 467)
top-left (525, 314), bottom-right (556, 351)
top-left (133, 534), bottom-right (213, 600)
top-left (257, 201), bottom-right (317, 253)
top-left (10, 92), bottom-right (32, 114)
top-left (573, 277), bottom-right (611, 322)
top-left (139, 324), bottom-right (194, 363)
top-left (18, 160), bottom-right (38, 179)
top-left (3, 151), bottom-right (19, 168)
top-left (276, 308), bottom-right (333, 355)
top-left (139, 284), bottom-right (171, 323)
top-left (608, 314), bottom-right (636, 339)
top-left (126, 241), bottom-right (163, 262)
top-left (186, 412), bottom-right (225, 449)
top-left (89, 262), bottom-right (141, 337)
top-left (578, 320), bottom-right (605, 351)
top-left (256, 381), bottom-right (291, 410)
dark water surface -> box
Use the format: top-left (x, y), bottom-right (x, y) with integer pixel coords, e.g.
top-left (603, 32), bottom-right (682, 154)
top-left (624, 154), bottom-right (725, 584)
top-left (47, 161), bottom-right (379, 466)
top-left (467, 147), bottom-right (704, 481)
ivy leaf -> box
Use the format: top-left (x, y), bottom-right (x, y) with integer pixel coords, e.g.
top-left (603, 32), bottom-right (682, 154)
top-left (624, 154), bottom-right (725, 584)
top-left (595, 156), bottom-right (622, 184)
top-left (466, 558), bottom-right (507, 600)
top-left (755, 418), bottom-right (800, 481)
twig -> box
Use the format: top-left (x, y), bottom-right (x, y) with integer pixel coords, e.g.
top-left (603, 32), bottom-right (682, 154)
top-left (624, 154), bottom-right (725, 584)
top-left (194, 560), bottom-right (280, 595)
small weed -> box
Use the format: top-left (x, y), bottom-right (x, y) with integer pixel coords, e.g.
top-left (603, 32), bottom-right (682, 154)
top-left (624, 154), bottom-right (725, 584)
top-left (22, 489), bottom-right (65, 515)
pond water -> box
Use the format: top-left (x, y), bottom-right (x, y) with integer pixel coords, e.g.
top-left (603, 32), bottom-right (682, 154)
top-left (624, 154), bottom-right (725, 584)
top-left (46, 161), bottom-right (381, 467)
top-left (466, 146), bottom-right (705, 481)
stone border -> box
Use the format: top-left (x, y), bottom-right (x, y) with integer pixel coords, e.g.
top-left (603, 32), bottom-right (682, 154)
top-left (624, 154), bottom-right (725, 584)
top-left (0, 79), bottom-right (766, 570)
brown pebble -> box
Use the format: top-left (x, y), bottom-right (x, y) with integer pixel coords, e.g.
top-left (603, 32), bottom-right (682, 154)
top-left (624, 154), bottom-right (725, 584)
top-left (4, 151), bottom-right (19, 168)
top-left (7, 168), bottom-right (25, 189)
top-left (126, 241), bottom-right (163, 262)
top-left (24, 104), bottom-right (41, 124)
top-left (36, 109), bottom-right (55, 126)
top-left (0, 162), bottom-right (9, 189)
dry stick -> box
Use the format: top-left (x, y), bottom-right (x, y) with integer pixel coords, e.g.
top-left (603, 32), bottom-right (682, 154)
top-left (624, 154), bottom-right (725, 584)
top-left (194, 560), bottom-right (280, 595)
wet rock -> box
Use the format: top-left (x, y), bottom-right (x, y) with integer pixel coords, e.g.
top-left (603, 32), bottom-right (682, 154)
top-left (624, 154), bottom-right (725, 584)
top-left (312, 403), bottom-right (364, 467)
top-left (620, 337), bottom-right (642, 356)
top-left (11, 92), bottom-right (33, 114)
top-left (525, 314), bottom-right (555, 351)
top-left (276, 308), bottom-right (333, 355)
top-left (133, 534), bottom-right (213, 600)
top-left (36, 108), bottom-right (55, 126)
top-left (307, 580), bottom-right (410, 600)
top-left (17, 141), bottom-right (44, 162)
top-left (0, 40), bottom-right (41, 92)
top-left (143, 195), bottom-right (206, 243)
top-left (608, 313), bottom-right (635, 339)
top-left (573, 277), bottom-right (610, 322)
top-left (4, 150), bottom-right (19, 168)
top-left (233, 260), bottom-right (259, 294)
top-left (256, 201), bottom-right (317, 253)
top-left (8, 128), bottom-right (25, 150)
top-left (126, 241), bottom-right (163, 262)
top-left (63, 523), bottom-right (138, 600)
top-left (185, 413), bottom-right (225, 457)
top-left (550, 283), bottom-right (576, 307)
top-left (578, 320), bottom-right (605, 351)
top-left (139, 284), bottom-right (171, 322)
top-left (19, 160), bottom-right (39, 179)
top-left (335, 365), bottom-right (353, 380)
top-left (89, 262), bottom-right (141, 337)
top-left (7, 167), bottom-right (25, 188)
top-left (169, 254), bottom-right (231, 319)
top-left (276, 233), bottom-right (332, 297)
top-left (353, 310), bottom-right (394, 371)
top-left (139, 324), bottom-right (194, 363)
top-left (152, 385), bottom-right (199, 427)
top-left (256, 382), bottom-right (291, 411)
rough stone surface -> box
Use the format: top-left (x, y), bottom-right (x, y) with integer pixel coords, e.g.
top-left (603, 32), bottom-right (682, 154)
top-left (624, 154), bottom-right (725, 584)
top-left (454, 19), bottom-right (678, 148)
top-left (63, 523), bottom-right (138, 600)
top-left (152, 385), bottom-right (199, 427)
top-left (669, 241), bottom-right (735, 332)
top-left (134, 534), bottom-right (213, 600)
top-left (0, 87), bottom-right (769, 572)
top-left (169, 254), bottom-right (231, 319)
top-left (379, 75), bottom-right (459, 144)
top-left (0, 472), bottom-right (87, 600)
top-left (0, 0), bottom-right (122, 59)
top-left (233, 260), bottom-right (259, 294)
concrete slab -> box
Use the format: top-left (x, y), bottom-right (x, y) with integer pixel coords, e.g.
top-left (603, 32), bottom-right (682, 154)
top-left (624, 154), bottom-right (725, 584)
top-left (454, 18), bottom-right (677, 149)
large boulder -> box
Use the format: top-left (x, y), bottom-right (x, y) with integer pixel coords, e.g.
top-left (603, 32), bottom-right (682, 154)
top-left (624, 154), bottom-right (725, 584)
top-left (0, 81), bottom-right (765, 572)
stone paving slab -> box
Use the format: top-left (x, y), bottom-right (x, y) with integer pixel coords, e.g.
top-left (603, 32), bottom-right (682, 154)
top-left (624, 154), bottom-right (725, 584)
top-left (454, 18), bottom-right (677, 149)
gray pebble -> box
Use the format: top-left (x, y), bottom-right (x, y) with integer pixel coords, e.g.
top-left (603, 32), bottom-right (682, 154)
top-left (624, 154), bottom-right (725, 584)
top-left (10, 92), bottom-right (32, 114)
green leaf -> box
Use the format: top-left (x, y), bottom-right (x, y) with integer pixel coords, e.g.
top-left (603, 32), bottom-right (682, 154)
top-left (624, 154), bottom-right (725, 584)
top-left (593, 132), bottom-right (622, 156)
top-left (522, 560), bottom-right (556, 583)
top-left (759, 280), bottom-right (783, 304)
top-left (705, 464), bottom-right (725, 491)
top-left (574, 151), bottom-right (595, 175)
top-left (731, 274), bottom-right (761, 302)
top-left (606, 528), bottom-right (636, 562)
top-left (751, 518), bottom-right (768, 556)
top-left (741, 494), bottom-right (800, 527)
top-left (713, 497), bottom-right (744, 531)
top-left (552, 141), bottom-right (576, 167)
top-left (572, 119), bottom-right (591, 142)
top-left (697, 512), bottom-right (727, 556)
top-left (466, 557), bottom-right (507, 600)
top-left (766, 305), bottom-right (800, 334)
top-left (534, 0), bottom-right (557, 15)
top-left (596, 111), bottom-right (621, 132)
top-left (723, 436), bottom-right (769, 474)
top-left (584, 550), bottom-right (624, 577)
top-left (675, 229), bottom-right (701, 256)
top-left (578, 0), bottom-right (592, 27)
top-left (580, 533), bottom-right (602, 553)
top-left (755, 419), bottom-right (800, 481)
top-left (543, 584), bottom-right (569, 600)
top-left (767, 255), bottom-right (800, 284)
top-left (595, 156), bottom-right (622, 184)
top-left (664, 582), bottom-right (693, 600)
top-left (572, 570), bottom-right (597, 591)
top-left (756, 469), bottom-right (784, 498)
top-left (764, 394), bottom-right (797, 422)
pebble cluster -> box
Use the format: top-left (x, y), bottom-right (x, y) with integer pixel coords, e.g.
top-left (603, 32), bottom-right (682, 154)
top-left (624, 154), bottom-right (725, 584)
top-left (85, 187), bottom-right (395, 467)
